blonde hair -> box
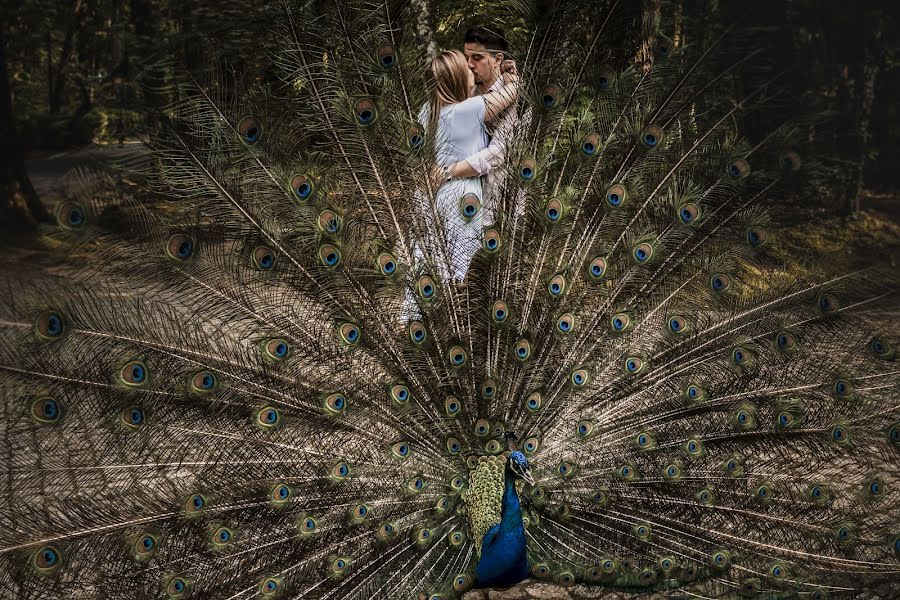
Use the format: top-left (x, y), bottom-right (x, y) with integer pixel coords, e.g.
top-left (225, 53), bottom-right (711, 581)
top-left (425, 50), bottom-right (470, 131)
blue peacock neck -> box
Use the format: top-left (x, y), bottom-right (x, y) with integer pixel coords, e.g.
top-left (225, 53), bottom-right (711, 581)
top-left (500, 465), bottom-right (523, 531)
top-left (474, 463), bottom-right (530, 588)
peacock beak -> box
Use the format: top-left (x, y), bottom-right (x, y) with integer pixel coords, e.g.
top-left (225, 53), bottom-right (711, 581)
top-left (520, 466), bottom-right (535, 487)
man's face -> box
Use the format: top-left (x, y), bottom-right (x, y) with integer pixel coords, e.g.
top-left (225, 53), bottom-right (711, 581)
top-left (464, 42), bottom-right (502, 86)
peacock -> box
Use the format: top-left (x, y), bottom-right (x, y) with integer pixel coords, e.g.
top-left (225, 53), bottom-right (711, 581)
top-left (1, 1), bottom-right (898, 598)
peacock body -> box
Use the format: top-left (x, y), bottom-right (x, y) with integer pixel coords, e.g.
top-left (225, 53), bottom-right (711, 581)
top-left (1, 1), bottom-right (899, 599)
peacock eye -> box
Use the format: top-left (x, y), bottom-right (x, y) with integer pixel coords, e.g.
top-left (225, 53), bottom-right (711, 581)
top-left (319, 244), bottom-right (342, 268)
top-left (513, 338), bottom-right (532, 361)
top-left (570, 367), bottom-right (589, 387)
top-left (354, 98), bottom-right (378, 126)
top-left (56, 201), bottom-right (86, 229)
top-left (491, 300), bottom-right (509, 323)
top-left (390, 383), bottom-right (410, 405)
top-left (316, 209), bottom-right (343, 234)
top-left (212, 526), bottom-right (234, 546)
top-left (184, 493), bottom-right (207, 515)
top-left (166, 233), bottom-right (194, 260)
top-left (557, 313), bottom-right (575, 333)
top-left (377, 44), bottom-right (396, 69)
top-left (678, 203), bottom-right (701, 224)
top-left (525, 391), bottom-right (542, 411)
top-left (580, 133), bottom-right (600, 157)
top-left (775, 331), bottom-right (798, 352)
top-left (710, 273), bottom-right (731, 292)
top-left (134, 533), bottom-right (157, 559)
top-left (523, 437), bottom-right (540, 454)
top-left (191, 371), bottom-right (217, 392)
top-left (545, 198), bottom-right (564, 222)
top-left (474, 419), bottom-right (490, 436)
top-left (547, 274), bottom-right (567, 297)
top-left (391, 441), bottom-right (411, 459)
top-left (32, 397), bottom-right (61, 424)
top-left (407, 123), bottom-right (425, 150)
top-left (483, 228), bottom-right (502, 252)
top-left (238, 116), bottom-right (262, 144)
top-left (484, 439), bottom-right (501, 453)
top-left (256, 406), bottom-right (281, 429)
top-left (444, 396), bottom-right (461, 417)
top-left (122, 406), bottom-right (145, 430)
top-left (260, 577), bottom-right (281, 595)
top-left (459, 194), bottom-right (481, 222)
top-left (870, 336), bottom-right (894, 359)
top-left (817, 292), bottom-right (838, 313)
top-left (323, 392), bottom-right (348, 415)
top-left (641, 125), bottom-right (663, 148)
top-left (330, 556), bottom-right (351, 578)
top-left (299, 516), bottom-right (318, 534)
top-left (406, 476), bottom-right (425, 493)
top-left (587, 256), bottom-right (608, 280)
top-left (606, 184), bottom-right (626, 208)
top-left (338, 322), bottom-right (361, 346)
top-left (633, 242), bottom-right (654, 263)
top-left (271, 483), bottom-right (291, 503)
top-left (668, 316), bottom-right (687, 333)
top-left (727, 158), bottom-right (750, 179)
top-left (376, 252), bottom-right (397, 276)
top-left (120, 360), bottom-right (147, 386)
top-left (517, 158), bottom-right (536, 181)
top-left (252, 246), bottom-right (276, 270)
top-left (833, 378), bottom-right (853, 398)
top-left (331, 462), bottom-right (351, 480)
top-left (448, 345), bottom-right (468, 367)
top-left (264, 338), bottom-right (290, 360)
top-left (624, 355), bottom-right (644, 374)
top-left (746, 226), bottom-right (768, 247)
top-left (33, 545), bottom-right (61, 571)
top-left (35, 310), bottom-right (64, 339)
top-left (541, 85), bottom-right (560, 109)
top-left (481, 379), bottom-right (497, 399)
top-left (408, 321), bottom-right (428, 344)
top-left (446, 437), bottom-right (461, 454)
top-left (610, 312), bottom-right (631, 333)
top-left (290, 174), bottom-right (314, 200)
top-left (576, 420), bottom-right (594, 438)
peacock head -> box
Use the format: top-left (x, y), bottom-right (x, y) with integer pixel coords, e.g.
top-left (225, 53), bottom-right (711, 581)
top-left (508, 451), bottom-right (534, 485)
top-left (505, 433), bottom-right (535, 485)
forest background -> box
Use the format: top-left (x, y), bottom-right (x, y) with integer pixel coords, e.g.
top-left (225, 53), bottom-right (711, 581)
top-left (0, 0), bottom-right (897, 242)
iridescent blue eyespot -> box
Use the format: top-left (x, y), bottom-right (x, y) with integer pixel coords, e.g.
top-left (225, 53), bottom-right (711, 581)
top-left (238, 116), bottom-right (262, 144)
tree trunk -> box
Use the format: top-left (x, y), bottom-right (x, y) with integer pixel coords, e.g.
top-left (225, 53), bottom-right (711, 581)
top-left (853, 13), bottom-right (883, 215)
top-left (48, 0), bottom-right (85, 115)
top-left (637, 0), bottom-right (662, 73)
top-left (0, 25), bottom-right (47, 224)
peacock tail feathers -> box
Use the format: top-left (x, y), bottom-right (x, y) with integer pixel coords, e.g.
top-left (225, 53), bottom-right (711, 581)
top-left (2, 1), bottom-right (898, 598)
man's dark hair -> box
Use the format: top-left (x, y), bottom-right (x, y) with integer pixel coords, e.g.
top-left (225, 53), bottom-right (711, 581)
top-left (464, 27), bottom-right (508, 52)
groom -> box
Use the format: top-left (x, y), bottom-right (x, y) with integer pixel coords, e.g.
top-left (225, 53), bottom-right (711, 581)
top-left (439, 26), bottom-right (518, 203)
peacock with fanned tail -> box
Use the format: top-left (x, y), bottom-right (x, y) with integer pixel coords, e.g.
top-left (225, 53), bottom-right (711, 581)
top-left (1, 1), bottom-right (898, 598)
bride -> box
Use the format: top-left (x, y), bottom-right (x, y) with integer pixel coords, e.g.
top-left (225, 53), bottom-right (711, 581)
top-left (417, 49), bottom-right (519, 282)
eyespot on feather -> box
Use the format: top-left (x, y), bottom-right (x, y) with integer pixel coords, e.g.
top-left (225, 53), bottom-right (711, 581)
top-left (252, 246), bottom-right (277, 270)
top-left (166, 233), bottom-right (194, 260)
top-left (237, 116), bottom-right (262, 145)
top-left (290, 174), bottom-right (314, 201)
top-left (34, 310), bottom-right (64, 340)
top-left (56, 201), bottom-right (86, 229)
top-left (353, 98), bottom-right (378, 126)
top-left (317, 209), bottom-right (343, 234)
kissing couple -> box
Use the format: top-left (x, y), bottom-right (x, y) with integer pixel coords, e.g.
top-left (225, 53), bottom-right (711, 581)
top-left (417, 26), bottom-right (521, 283)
